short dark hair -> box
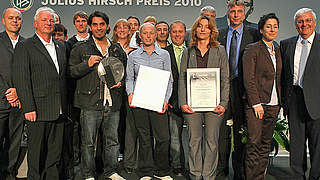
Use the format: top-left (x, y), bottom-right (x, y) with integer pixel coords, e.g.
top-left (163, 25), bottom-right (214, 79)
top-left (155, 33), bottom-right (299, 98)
top-left (155, 21), bottom-right (169, 28)
top-left (169, 20), bottom-right (186, 32)
top-left (258, 13), bottom-right (279, 31)
top-left (53, 24), bottom-right (68, 36)
top-left (88, 11), bottom-right (110, 34)
top-left (73, 10), bottom-right (88, 24)
top-left (127, 16), bottom-right (140, 26)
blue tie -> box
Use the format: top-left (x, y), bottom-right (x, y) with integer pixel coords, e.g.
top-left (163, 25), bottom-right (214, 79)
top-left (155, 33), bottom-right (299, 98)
top-left (298, 39), bottom-right (308, 87)
top-left (229, 30), bottom-right (238, 79)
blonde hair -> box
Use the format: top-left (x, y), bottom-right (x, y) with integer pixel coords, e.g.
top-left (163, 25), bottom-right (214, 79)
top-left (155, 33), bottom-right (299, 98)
top-left (190, 15), bottom-right (219, 48)
top-left (112, 19), bottom-right (131, 48)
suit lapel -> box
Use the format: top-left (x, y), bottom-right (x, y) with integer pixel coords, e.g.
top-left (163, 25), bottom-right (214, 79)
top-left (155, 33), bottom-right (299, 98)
top-left (168, 44), bottom-right (179, 74)
top-left (53, 40), bottom-right (63, 75)
top-left (304, 33), bottom-right (320, 76)
top-left (1, 32), bottom-right (14, 54)
top-left (289, 37), bottom-right (298, 75)
top-left (32, 35), bottom-right (58, 71)
top-left (260, 41), bottom-right (275, 73)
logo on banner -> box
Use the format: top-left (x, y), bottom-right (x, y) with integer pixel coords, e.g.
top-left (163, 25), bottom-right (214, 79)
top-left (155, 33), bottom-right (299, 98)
top-left (11, 0), bottom-right (33, 11)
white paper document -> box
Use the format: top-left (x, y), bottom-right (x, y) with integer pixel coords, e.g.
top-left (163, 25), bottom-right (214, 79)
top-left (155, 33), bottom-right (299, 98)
top-left (131, 65), bottom-right (170, 112)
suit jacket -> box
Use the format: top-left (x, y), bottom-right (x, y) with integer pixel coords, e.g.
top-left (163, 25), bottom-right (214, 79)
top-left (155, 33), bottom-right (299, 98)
top-left (164, 43), bottom-right (182, 111)
top-left (0, 31), bottom-right (24, 110)
top-left (178, 46), bottom-right (230, 109)
top-left (218, 25), bottom-right (260, 98)
top-left (12, 34), bottom-right (68, 121)
top-left (280, 33), bottom-right (320, 120)
top-left (242, 40), bottom-right (282, 107)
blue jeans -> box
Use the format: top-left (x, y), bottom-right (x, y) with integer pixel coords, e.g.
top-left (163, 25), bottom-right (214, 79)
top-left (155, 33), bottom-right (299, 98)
top-left (168, 110), bottom-right (183, 169)
top-left (80, 108), bottom-right (120, 178)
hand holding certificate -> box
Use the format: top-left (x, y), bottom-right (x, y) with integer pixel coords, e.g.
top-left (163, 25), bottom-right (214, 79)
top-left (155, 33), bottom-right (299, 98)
top-left (187, 68), bottom-right (220, 112)
top-left (131, 65), bottom-right (171, 112)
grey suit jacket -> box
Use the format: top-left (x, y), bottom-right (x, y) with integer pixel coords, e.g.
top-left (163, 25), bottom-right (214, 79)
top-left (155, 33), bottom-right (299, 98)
top-left (280, 33), bottom-right (320, 119)
top-left (178, 46), bottom-right (230, 109)
top-left (12, 34), bottom-right (68, 121)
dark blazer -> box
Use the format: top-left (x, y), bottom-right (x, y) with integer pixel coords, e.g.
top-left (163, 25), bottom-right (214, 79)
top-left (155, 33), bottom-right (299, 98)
top-left (280, 33), bottom-right (320, 120)
top-left (0, 31), bottom-right (24, 94)
top-left (242, 40), bottom-right (282, 107)
top-left (0, 31), bottom-right (24, 110)
top-left (164, 43), bottom-right (182, 111)
top-left (69, 36), bottom-right (127, 111)
top-left (218, 25), bottom-right (260, 97)
top-left (12, 34), bottom-right (68, 121)
top-left (178, 46), bottom-right (230, 109)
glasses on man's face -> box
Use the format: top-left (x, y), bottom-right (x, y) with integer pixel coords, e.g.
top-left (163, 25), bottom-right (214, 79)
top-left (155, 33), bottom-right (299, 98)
top-left (296, 18), bottom-right (314, 25)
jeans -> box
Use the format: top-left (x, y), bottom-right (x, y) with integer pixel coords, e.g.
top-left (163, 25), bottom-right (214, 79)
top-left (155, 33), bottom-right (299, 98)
top-left (80, 107), bottom-right (120, 178)
top-left (168, 110), bottom-right (183, 169)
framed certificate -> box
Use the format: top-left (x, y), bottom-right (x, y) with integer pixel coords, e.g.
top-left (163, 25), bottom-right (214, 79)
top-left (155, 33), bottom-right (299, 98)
top-left (187, 68), bottom-right (220, 111)
top-left (131, 65), bottom-right (170, 112)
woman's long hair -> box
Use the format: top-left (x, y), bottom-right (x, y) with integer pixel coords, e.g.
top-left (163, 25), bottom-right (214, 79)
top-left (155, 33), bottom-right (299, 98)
top-left (112, 19), bottom-right (131, 49)
top-left (190, 15), bottom-right (219, 48)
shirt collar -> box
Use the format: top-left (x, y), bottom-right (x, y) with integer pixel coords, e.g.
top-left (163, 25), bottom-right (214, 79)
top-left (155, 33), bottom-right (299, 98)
top-left (36, 32), bottom-right (54, 47)
top-left (172, 42), bottom-right (186, 50)
top-left (138, 44), bottom-right (160, 55)
top-left (228, 23), bottom-right (244, 35)
top-left (76, 33), bottom-right (90, 41)
top-left (262, 39), bottom-right (275, 54)
top-left (93, 36), bottom-right (111, 56)
top-left (298, 31), bottom-right (315, 45)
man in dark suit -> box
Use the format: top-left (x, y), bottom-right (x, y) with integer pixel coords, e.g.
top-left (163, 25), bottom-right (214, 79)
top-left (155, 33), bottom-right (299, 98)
top-left (280, 8), bottom-right (320, 180)
top-left (164, 20), bottom-right (187, 177)
top-left (0, 8), bottom-right (27, 179)
top-left (12, 7), bottom-right (67, 180)
top-left (216, 0), bottom-right (260, 179)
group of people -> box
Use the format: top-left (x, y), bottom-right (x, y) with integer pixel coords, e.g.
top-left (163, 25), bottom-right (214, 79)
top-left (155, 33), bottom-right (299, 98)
top-left (0, 0), bottom-right (320, 180)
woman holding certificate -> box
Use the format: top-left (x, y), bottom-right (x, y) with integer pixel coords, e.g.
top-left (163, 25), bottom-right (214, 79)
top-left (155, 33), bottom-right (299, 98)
top-left (242, 13), bottom-right (281, 180)
top-left (178, 15), bottom-right (230, 180)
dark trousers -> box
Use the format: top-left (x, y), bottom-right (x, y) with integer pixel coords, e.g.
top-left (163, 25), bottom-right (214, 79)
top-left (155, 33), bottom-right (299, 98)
top-left (59, 118), bottom-right (74, 180)
top-left (245, 105), bottom-right (280, 180)
top-left (26, 116), bottom-right (64, 180)
top-left (124, 101), bottom-right (138, 169)
top-left (0, 107), bottom-right (10, 174)
top-left (289, 86), bottom-right (320, 180)
top-left (132, 108), bottom-right (170, 178)
top-left (7, 107), bottom-right (27, 178)
top-left (217, 77), bottom-right (245, 180)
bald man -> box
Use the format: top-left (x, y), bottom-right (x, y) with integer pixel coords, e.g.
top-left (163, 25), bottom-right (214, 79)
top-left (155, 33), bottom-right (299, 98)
top-left (0, 8), bottom-right (26, 179)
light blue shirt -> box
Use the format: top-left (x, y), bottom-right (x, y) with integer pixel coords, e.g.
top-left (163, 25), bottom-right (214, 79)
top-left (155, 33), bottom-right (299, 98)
top-left (126, 45), bottom-right (173, 103)
top-left (226, 24), bottom-right (244, 77)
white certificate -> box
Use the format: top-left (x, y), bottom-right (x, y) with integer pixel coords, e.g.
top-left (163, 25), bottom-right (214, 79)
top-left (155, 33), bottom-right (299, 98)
top-left (131, 65), bottom-right (170, 112)
top-left (187, 68), bottom-right (220, 111)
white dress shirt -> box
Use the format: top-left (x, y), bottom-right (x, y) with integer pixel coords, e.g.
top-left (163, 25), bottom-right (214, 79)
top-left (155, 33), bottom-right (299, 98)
top-left (10, 35), bottom-right (19, 49)
top-left (293, 32), bottom-right (315, 86)
top-left (36, 33), bottom-right (59, 74)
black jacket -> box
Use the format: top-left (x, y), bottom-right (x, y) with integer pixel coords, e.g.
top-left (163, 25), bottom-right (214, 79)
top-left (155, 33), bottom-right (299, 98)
top-left (12, 35), bottom-right (68, 121)
top-left (69, 37), bottom-right (127, 111)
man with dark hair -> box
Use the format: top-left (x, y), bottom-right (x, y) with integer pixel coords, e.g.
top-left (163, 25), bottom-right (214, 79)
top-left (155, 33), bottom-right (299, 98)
top-left (0, 7), bottom-right (26, 180)
top-left (155, 21), bottom-right (170, 48)
top-left (69, 11), bottom-right (127, 180)
top-left (53, 24), bottom-right (68, 42)
top-left (164, 20), bottom-right (187, 177)
top-left (65, 10), bottom-right (90, 170)
top-left (217, 0), bottom-right (260, 179)
top-left (12, 7), bottom-right (68, 179)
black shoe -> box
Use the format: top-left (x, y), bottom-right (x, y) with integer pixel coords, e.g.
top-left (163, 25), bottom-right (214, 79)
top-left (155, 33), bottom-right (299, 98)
top-left (124, 167), bottom-right (134, 174)
top-left (173, 168), bottom-right (184, 177)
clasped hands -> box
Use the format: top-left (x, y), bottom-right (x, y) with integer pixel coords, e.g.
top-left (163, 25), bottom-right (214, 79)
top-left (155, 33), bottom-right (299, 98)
top-left (180, 104), bottom-right (226, 117)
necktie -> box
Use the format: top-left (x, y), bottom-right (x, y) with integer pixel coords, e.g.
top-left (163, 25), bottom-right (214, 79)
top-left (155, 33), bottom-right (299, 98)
top-left (229, 30), bottom-right (238, 79)
top-left (174, 46), bottom-right (184, 73)
top-left (298, 39), bottom-right (308, 87)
